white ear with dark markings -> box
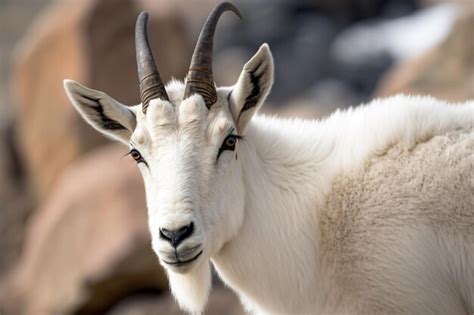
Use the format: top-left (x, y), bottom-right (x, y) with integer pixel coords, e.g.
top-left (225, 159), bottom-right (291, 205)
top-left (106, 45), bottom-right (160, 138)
top-left (64, 80), bottom-right (137, 144)
top-left (230, 43), bottom-right (274, 134)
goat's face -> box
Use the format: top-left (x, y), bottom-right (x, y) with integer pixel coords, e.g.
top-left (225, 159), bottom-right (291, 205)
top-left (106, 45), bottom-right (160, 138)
top-left (64, 40), bottom-right (273, 274)
top-left (128, 85), bottom-right (247, 274)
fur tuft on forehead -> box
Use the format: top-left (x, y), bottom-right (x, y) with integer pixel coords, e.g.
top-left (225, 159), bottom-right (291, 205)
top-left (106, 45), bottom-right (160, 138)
top-left (142, 82), bottom-right (233, 140)
top-left (144, 83), bottom-right (208, 131)
top-left (179, 95), bottom-right (210, 124)
top-left (165, 79), bottom-right (186, 105)
top-left (147, 98), bottom-right (176, 127)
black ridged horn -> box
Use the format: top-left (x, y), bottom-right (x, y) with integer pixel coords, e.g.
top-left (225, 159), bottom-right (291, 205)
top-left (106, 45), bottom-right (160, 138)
top-left (135, 11), bottom-right (169, 113)
top-left (184, 2), bottom-right (242, 108)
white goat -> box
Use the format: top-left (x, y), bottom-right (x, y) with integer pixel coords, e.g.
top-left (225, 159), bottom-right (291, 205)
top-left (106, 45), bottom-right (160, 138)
top-left (64, 3), bottom-right (474, 314)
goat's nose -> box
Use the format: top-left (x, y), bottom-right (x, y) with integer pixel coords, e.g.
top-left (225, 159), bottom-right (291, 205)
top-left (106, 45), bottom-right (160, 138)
top-left (159, 222), bottom-right (194, 247)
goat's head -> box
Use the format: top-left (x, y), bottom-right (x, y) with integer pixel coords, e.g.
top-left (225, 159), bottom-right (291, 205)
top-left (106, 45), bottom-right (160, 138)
top-left (64, 2), bottom-right (273, 274)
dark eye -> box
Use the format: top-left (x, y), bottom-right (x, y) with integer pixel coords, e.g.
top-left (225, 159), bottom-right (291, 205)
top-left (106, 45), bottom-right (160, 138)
top-left (217, 135), bottom-right (238, 161)
top-left (130, 149), bottom-right (143, 163)
top-left (225, 136), bottom-right (237, 148)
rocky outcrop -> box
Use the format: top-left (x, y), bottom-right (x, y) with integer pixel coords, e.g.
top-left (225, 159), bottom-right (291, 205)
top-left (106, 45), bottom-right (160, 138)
top-left (1, 145), bottom-right (166, 315)
top-left (12, 0), bottom-right (191, 200)
top-left (375, 8), bottom-right (474, 102)
top-left (0, 119), bottom-right (33, 280)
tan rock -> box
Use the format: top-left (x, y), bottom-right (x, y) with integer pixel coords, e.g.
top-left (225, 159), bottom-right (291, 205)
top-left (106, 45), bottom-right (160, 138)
top-left (0, 120), bottom-right (33, 279)
top-left (1, 145), bottom-right (166, 315)
top-left (13, 0), bottom-right (191, 200)
top-left (375, 9), bottom-right (474, 102)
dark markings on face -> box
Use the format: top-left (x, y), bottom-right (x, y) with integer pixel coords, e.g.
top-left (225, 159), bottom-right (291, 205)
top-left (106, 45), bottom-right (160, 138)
top-left (237, 61), bottom-right (263, 122)
top-left (80, 95), bottom-right (126, 130)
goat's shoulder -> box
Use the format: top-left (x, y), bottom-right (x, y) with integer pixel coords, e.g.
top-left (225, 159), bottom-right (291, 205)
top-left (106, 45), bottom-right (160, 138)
top-left (318, 130), bottom-right (474, 313)
top-left (321, 128), bottom-right (473, 234)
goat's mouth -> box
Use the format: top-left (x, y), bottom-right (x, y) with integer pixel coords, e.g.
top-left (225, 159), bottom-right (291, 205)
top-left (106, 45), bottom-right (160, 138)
top-left (162, 250), bottom-right (203, 268)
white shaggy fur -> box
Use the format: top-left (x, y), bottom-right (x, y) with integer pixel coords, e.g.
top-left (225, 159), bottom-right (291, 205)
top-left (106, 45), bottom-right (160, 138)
top-left (64, 43), bottom-right (474, 314)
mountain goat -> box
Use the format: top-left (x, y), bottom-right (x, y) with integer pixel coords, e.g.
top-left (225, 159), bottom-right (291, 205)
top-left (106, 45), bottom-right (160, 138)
top-left (64, 2), bottom-right (474, 314)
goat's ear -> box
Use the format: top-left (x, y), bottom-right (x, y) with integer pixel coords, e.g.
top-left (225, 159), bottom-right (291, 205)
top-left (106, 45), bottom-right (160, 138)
top-left (229, 43), bottom-right (274, 134)
top-left (64, 80), bottom-right (137, 145)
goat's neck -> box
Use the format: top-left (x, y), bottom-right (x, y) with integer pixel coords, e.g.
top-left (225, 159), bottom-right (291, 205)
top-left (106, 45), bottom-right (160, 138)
top-left (212, 117), bottom-right (331, 312)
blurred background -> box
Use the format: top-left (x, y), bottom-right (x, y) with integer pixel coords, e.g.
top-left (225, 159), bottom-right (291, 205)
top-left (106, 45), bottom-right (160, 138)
top-left (0, 0), bottom-right (472, 314)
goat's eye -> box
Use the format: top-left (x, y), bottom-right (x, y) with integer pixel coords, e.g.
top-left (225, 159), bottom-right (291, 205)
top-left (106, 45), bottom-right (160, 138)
top-left (217, 134), bottom-right (238, 161)
top-left (222, 135), bottom-right (237, 151)
top-left (130, 149), bottom-right (142, 162)
top-left (225, 136), bottom-right (237, 148)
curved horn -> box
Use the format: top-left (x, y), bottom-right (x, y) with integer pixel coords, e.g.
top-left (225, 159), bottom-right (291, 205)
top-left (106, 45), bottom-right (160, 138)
top-left (184, 2), bottom-right (242, 108)
top-left (135, 11), bottom-right (169, 114)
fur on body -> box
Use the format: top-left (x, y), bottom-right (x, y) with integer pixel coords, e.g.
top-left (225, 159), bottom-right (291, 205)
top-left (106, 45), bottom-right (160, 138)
top-left (64, 42), bottom-right (474, 314)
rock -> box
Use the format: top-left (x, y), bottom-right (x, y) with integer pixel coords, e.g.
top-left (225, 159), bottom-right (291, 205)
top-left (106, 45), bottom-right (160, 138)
top-left (0, 0), bottom-right (52, 118)
top-left (375, 8), bottom-right (474, 102)
top-left (1, 145), bottom-right (167, 315)
top-left (0, 119), bottom-right (33, 280)
top-left (12, 0), bottom-right (191, 200)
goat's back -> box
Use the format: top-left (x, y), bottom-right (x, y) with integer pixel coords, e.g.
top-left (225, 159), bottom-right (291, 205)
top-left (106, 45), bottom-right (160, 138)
top-left (319, 130), bottom-right (474, 314)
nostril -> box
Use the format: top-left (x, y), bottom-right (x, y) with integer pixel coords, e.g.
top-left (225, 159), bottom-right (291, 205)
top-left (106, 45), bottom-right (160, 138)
top-left (159, 222), bottom-right (194, 247)
top-left (159, 228), bottom-right (172, 241)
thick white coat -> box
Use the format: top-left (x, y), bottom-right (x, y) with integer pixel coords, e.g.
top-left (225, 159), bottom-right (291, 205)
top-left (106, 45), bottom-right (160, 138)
top-left (65, 44), bottom-right (474, 314)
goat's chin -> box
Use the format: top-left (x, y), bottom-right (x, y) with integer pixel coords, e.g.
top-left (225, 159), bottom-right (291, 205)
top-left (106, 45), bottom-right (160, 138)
top-left (168, 257), bottom-right (212, 313)
top-left (160, 249), bottom-right (204, 274)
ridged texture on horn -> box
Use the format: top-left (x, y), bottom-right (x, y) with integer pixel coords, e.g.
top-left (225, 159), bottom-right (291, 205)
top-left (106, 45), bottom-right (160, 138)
top-left (184, 2), bottom-right (242, 108)
top-left (135, 11), bottom-right (169, 113)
